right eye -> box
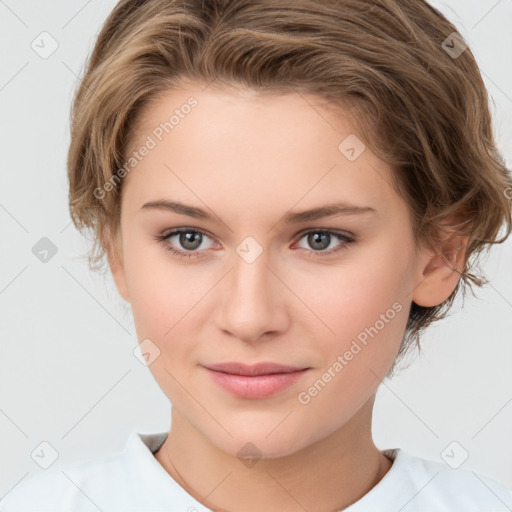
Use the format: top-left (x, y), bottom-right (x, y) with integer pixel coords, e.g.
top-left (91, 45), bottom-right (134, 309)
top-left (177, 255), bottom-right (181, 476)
top-left (156, 228), bottom-right (217, 259)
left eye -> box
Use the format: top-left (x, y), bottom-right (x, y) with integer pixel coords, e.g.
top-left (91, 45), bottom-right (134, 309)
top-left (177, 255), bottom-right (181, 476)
top-left (295, 230), bottom-right (354, 255)
top-left (156, 228), bottom-right (355, 259)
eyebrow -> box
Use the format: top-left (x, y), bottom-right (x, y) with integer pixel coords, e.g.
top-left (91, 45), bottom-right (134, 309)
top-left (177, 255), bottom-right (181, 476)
top-left (140, 200), bottom-right (377, 223)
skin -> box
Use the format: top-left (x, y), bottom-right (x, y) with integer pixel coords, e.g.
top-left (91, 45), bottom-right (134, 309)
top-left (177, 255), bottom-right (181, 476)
top-left (105, 82), bottom-right (468, 511)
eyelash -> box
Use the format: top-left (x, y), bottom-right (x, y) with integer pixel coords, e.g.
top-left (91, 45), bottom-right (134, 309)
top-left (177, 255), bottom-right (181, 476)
top-left (154, 227), bottom-right (355, 260)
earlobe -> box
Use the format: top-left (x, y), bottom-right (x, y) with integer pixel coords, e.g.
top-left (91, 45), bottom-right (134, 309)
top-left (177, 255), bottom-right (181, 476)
top-left (104, 225), bottom-right (130, 303)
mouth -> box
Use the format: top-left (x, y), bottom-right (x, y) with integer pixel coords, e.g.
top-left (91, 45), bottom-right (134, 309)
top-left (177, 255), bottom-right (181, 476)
top-left (202, 362), bottom-right (310, 399)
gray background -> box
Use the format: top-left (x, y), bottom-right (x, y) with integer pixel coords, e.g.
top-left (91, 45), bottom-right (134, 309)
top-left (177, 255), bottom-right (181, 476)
top-left (1, 0), bottom-right (511, 498)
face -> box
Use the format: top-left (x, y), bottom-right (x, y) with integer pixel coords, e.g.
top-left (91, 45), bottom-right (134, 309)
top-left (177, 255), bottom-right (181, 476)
top-left (107, 83), bottom-right (457, 459)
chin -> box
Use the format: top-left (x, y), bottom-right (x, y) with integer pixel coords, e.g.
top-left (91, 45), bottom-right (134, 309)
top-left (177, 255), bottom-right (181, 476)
top-left (209, 424), bottom-right (318, 462)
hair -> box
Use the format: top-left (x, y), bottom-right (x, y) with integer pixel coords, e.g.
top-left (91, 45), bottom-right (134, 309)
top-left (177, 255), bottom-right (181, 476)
top-left (66, 0), bottom-right (512, 376)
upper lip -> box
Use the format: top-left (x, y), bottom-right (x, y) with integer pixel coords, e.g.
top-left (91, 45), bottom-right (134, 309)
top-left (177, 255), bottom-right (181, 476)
top-left (203, 362), bottom-right (309, 376)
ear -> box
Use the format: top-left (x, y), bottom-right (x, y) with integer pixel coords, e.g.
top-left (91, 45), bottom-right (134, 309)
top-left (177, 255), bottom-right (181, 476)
top-left (412, 213), bottom-right (470, 308)
top-left (103, 223), bottom-right (130, 303)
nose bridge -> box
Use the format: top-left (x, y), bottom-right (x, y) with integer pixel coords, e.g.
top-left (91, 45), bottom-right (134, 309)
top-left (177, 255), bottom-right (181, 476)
top-left (218, 238), bottom-right (285, 341)
top-left (231, 240), bottom-right (273, 311)
top-left (233, 243), bottom-right (269, 296)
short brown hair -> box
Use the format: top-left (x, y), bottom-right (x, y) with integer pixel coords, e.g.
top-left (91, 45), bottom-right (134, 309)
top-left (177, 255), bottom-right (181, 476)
top-left (66, 0), bottom-right (512, 374)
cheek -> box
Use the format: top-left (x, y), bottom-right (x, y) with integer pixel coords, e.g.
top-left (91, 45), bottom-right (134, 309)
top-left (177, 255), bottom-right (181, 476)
top-left (292, 271), bottom-right (409, 435)
top-left (122, 239), bottom-right (192, 339)
top-left (123, 244), bottom-right (208, 397)
top-left (126, 228), bottom-right (412, 348)
top-left (301, 245), bottom-right (409, 321)
top-left (297, 243), bottom-right (412, 374)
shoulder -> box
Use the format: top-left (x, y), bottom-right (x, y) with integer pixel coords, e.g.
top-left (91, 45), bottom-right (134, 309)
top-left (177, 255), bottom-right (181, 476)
top-left (0, 449), bottom-right (128, 511)
top-left (393, 448), bottom-right (512, 511)
top-left (0, 431), bottom-right (173, 512)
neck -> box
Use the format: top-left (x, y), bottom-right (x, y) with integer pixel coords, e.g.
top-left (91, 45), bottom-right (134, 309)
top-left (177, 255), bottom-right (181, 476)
top-left (154, 397), bottom-right (393, 512)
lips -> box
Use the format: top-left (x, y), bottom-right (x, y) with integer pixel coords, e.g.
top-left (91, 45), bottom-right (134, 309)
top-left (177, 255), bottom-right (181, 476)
top-left (203, 361), bottom-right (310, 399)
top-left (204, 361), bottom-right (307, 376)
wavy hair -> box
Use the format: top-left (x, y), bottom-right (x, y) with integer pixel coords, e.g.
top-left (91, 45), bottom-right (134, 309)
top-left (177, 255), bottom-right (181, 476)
top-left (66, 0), bottom-right (512, 375)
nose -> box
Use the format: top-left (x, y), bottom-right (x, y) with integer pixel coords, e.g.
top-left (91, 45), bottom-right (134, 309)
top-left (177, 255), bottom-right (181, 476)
top-left (215, 246), bottom-right (289, 344)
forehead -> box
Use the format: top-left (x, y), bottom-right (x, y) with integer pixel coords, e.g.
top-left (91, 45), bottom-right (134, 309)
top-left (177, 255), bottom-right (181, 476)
top-left (122, 84), bottom-right (403, 223)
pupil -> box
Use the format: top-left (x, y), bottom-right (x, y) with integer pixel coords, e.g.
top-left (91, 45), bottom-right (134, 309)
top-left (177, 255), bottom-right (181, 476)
top-left (309, 232), bottom-right (329, 250)
top-left (181, 232), bottom-right (201, 250)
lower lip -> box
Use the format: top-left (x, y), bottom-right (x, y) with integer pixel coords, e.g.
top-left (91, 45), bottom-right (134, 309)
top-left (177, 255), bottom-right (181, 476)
top-left (204, 368), bottom-right (309, 399)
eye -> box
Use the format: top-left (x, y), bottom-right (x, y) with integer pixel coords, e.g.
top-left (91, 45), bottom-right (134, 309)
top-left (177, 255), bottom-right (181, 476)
top-left (155, 228), bottom-right (355, 260)
top-left (294, 229), bottom-right (355, 257)
top-left (155, 228), bottom-right (216, 259)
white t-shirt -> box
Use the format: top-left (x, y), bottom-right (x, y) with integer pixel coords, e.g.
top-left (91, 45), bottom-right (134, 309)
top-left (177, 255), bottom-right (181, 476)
top-left (1, 431), bottom-right (511, 511)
